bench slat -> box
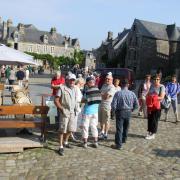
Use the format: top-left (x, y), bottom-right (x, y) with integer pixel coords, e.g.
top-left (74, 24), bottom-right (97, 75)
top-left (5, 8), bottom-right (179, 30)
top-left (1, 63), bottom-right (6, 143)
top-left (0, 121), bottom-right (43, 128)
top-left (0, 105), bottom-right (49, 115)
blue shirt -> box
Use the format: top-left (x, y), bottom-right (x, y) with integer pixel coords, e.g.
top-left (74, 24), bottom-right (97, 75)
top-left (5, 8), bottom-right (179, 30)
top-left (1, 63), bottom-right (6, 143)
top-left (83, 104), bottom-right (99, 115)
top-left (111, 87), bottom-right (139, 111)
top-left (166, 82), bottom-right (180, 100)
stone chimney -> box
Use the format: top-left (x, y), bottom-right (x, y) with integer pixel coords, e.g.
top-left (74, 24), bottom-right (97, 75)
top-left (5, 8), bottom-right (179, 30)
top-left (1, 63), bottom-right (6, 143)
top-left (7, 19), bottom-right (13, 27)
top-left (18, 23), bottom-right (24, 34)
top-left (107, 31), bottom-right (113, 41)
top-left (2, 21), bottom-right (7, 40)
top-left (50, 27), bottom-right (56, 36)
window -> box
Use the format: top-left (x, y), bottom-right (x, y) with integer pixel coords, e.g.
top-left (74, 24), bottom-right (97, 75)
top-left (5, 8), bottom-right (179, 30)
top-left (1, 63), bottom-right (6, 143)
top-left (28, 45), bottom-right (33, 52)
top-left (44, 45), bottom-right (47, 53)
top-left (51, 46), bottom-right (54, 54)
top-left (133, 25), bottom-right (136, 31)
top-left (37, 45), bottom-right (41, 53)
top-left (134, 51), bottom-right (136, 60)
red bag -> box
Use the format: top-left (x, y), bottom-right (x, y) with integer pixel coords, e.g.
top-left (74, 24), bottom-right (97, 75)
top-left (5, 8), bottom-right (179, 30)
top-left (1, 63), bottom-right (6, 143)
top-left (146, 93), bottom-right (160, 112)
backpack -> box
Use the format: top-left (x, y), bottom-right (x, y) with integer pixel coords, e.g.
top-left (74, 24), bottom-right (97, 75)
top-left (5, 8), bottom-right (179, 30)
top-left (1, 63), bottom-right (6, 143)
top-left (146, 93), bottom-right (160, 111)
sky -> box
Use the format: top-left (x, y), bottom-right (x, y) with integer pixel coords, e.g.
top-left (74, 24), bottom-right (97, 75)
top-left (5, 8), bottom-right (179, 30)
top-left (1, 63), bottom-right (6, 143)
top-left (0, 0), bottom-right (180, 50)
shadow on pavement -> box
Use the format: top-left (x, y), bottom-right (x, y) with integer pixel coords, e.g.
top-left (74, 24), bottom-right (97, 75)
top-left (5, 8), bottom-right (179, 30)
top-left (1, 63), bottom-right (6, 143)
top-left (128, 133), bottom-right (145, 139)
top-left (153, 149), bottom-right (180, 158)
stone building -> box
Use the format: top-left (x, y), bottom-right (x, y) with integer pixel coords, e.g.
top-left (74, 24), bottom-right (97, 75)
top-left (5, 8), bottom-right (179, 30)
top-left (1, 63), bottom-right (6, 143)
top-left (95, 19), bottom-right (180, 79)
top-left (95, 29), bottom-right (130, 68)
top-left (0, 17), bottom-right (80, 58)
top-left (126, 19), bottom-right (180, 78)
top-left (84, 51), bottom-right (96, 70)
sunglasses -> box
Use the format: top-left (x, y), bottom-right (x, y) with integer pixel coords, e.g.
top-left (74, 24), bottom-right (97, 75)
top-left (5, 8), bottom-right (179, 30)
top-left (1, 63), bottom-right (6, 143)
top-left (154, 79), bottom-right (160, 80)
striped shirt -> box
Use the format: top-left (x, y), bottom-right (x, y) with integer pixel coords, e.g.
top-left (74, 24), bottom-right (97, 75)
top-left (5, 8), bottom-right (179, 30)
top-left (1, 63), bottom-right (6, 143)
top-left (111, 87), bottom-right (139, 112)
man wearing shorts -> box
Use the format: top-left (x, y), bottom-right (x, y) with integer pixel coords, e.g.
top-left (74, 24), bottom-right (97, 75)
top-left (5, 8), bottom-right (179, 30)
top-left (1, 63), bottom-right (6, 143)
top-left (54, 73), bottom-right (78, 156)
top-left (99, 73), bottom-right (115, 139)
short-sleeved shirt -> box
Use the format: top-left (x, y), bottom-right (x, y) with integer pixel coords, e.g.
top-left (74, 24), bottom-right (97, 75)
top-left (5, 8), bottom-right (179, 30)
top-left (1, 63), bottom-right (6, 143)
top-left (51, 76), bottom-right (65, 96)
top-left (149, 84), bottom-right (165, 101)
top-left (83, 92), bottom-right (99, 115)
top-left (100, 84), bottom-right (115, 110)
top-left (56, 85), bottom-right (76, 113)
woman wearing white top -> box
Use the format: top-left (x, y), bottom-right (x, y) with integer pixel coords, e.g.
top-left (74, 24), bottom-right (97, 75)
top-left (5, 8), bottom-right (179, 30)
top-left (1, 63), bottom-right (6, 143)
top-left (138, 75), bottom-right (151, 118)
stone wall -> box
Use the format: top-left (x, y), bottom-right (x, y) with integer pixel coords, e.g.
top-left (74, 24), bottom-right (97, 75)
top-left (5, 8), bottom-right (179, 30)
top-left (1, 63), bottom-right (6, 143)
top-left (8, 41), bottom-right (74, 58)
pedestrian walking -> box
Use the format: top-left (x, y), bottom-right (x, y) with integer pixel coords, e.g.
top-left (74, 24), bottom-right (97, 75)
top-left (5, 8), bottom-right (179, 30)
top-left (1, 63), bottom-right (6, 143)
top-left (111, 79), bottom-right (139, 149)
top-left (164, 75), bottom-right (180, 123)
top-left (145, 75), bottom-right (165, 140)
top-left (138, 74), bottom-right (151, 118)
top-left (54, 74), bottom-right (78, 156)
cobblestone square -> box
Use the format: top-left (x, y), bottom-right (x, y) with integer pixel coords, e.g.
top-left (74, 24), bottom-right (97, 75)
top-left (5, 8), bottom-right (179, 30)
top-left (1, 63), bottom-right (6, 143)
top-left (0, 74), bottom-right (179, 179)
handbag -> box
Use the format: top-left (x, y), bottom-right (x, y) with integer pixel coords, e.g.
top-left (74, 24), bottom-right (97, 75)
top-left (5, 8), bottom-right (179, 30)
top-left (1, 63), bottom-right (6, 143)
top-left (161, 94), bottom-right (171, 109)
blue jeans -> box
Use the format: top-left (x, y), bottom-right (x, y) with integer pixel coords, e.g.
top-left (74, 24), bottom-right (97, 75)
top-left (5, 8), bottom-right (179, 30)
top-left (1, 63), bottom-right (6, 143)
top-left (115, 110), bottom-right (131, 148)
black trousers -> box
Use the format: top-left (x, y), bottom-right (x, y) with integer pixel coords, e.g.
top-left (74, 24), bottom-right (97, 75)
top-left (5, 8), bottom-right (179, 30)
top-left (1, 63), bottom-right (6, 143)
top-left (147, 110), bottom-right (161, 134)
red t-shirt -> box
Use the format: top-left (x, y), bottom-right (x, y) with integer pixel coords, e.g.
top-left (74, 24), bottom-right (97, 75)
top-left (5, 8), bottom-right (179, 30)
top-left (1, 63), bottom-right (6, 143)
top-left (51, 76), bottom-right (65, 96)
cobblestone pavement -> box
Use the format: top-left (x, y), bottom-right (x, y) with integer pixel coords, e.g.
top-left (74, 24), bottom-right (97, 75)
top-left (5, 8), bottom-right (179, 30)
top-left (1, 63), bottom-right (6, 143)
top-left (0, 73), bottom-right (180, 180)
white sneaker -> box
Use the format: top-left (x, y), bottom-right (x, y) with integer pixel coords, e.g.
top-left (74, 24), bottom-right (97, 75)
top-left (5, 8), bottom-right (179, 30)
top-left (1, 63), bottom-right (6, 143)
top-left (145, 132), bottom-right (150, 139)
top-left (145, 134), bottom-right (155, 140)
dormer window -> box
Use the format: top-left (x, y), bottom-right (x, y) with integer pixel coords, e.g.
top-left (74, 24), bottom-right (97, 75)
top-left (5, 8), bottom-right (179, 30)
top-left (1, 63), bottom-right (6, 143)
top-left (43, 34), bottom-right (48, 44)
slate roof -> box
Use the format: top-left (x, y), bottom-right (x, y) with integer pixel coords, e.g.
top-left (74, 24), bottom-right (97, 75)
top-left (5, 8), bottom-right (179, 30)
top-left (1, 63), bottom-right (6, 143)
top-left (101, 29), bottom-right (130, 49)
top-left (134, 19), bottom-right (180, 42)
top-left (0, 22), bottom-right (78, 46)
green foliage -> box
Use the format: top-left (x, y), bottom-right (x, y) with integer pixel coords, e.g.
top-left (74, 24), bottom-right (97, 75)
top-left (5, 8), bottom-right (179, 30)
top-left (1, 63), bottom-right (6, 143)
top-left (25, 50), bottom-right (85, 69)
top-left (7, 42), bottom-right (13, 47)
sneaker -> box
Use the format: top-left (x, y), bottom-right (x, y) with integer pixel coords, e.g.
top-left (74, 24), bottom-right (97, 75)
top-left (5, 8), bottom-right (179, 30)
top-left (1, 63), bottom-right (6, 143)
top-left (145, 134), bottom-right (155, 140)
top-left (98, 133), bottom-right (105, 140)
top-left (104, 134), bottom-right (108, 140)
top-left (83, 142), bottom-right (88, 148)
top-left (64, 143), bottom-right (73, 149)
top-left (58, 148), bottom-right (64, 156)
top-left (111, 144), bottom-right (122, 150)
top-left (92, 142), bottom-right (98, 148)
top-left (145, 132), bottom-right (150, 138)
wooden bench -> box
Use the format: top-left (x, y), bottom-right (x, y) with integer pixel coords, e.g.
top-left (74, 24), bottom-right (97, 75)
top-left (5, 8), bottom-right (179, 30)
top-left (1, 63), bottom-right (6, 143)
top-left (0, 105), bottom-right (49, 142)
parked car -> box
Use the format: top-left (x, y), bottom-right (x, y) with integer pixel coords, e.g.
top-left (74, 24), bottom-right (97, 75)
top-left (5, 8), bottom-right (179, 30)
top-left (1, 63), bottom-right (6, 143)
top-left (96, 68), bottom-right (136, 90)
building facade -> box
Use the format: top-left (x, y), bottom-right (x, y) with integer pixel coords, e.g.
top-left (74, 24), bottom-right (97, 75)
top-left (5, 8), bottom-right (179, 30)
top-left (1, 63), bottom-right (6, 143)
top-left (95, 29), bottom-right (130, 68)
top-left (125, 19), bottom-right (180, 78)
top-left (95, 19), bottom-right (180, 79)
top-left (0, 17), bottom-right (80, 58)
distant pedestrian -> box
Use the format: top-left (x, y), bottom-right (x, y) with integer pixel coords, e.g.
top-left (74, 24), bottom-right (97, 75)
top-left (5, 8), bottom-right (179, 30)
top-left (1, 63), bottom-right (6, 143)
top-left (164, 75), bottom-right (180, 123)
top-left (113, 78), bottom-right (121, 92)
top-left (138, 75), bottom-right (151, 118)
top-left (111, 79), bottom-right (139, 149)
top-left (16, 67), bottom-right (25, 87)
top-left (8, 66), bottom-right (16, 91)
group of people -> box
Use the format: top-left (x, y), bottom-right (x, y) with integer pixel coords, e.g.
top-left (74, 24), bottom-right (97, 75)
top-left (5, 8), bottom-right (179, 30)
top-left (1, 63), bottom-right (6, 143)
top-left (0, 65), bottom-right (31, 89)
top-left (51, 70), bottom-right (179, 156)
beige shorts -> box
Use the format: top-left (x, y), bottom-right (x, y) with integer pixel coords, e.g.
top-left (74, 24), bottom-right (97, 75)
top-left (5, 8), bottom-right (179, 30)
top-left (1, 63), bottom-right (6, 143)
top-left (59, 113), bottom-right (76, 133)
top-left (98, 106), bottom-right (111, 124)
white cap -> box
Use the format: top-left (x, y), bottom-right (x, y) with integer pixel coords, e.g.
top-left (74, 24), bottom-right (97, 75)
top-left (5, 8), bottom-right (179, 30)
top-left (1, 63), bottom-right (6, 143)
top-left (68, 73), bottom-right (76, 80)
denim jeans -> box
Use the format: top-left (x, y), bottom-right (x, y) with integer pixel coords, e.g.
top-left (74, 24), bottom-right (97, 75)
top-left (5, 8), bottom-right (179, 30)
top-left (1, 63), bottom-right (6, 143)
top-left (115, 110), bottom-right (131, 148)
